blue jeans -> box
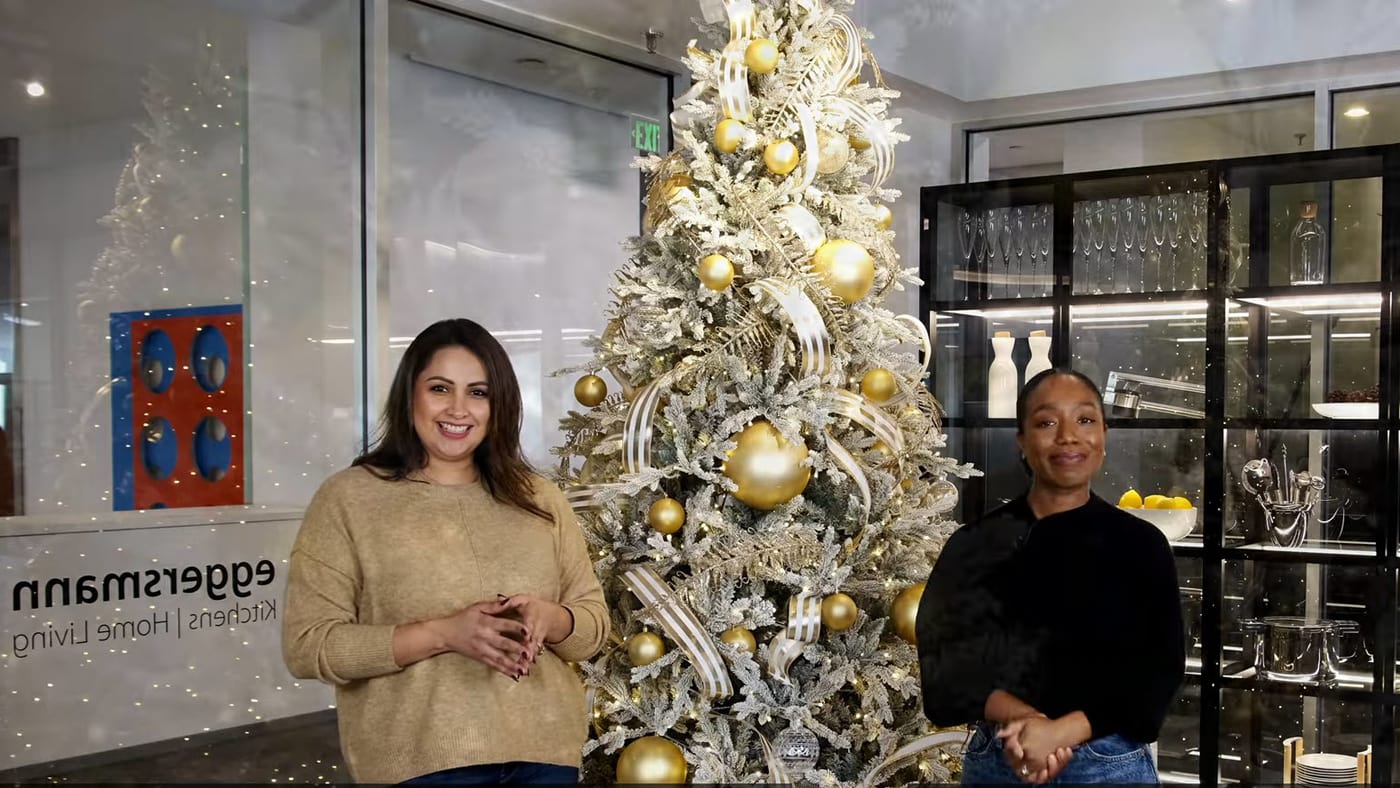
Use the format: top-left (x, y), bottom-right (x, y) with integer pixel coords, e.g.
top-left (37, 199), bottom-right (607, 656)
top-left (961, 723), bottom-right (1158, 785)
top-left (401, 762), bottom-right (579, 785)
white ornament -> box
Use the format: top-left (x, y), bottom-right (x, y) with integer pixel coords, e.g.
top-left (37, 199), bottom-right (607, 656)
top-left (773, 724), bottom-right (820, 773)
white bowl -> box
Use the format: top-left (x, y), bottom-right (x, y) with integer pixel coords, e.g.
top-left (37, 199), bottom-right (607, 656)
top-left (1118, 506), bottom-right (1196, 542)
top-left (1311, 402), bottom-right (1378, 419)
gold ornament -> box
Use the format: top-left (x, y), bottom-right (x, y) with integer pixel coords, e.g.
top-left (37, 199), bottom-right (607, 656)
top-left (663, 173), bottom-right (694, 202)
top-left (891, 582), bottom-right (926, 645)
top-left (815, 128), bottom-right (851, 175)
top-left (874, 204), bottom-right (893, 231)
top-left (745, 38), bottom-right (779, 74)
top-left (647, 497), bottom-right (686, 535)
top-left (714, 118), bottom-right (747, 154)
top-left (764, 140), bottom-right (800, 176)
top-left (861, 368), bottom-right (898, 403)
top-left (849, 134), bottom-right (871, 150)
top-left (720, 626), bottom-right (757, 654)
top-left (811, 239), bottom-right (875, 303)
top-left (574, 374), bottom-right (608, 407)
top-left (627, 631), bottom-right (666, 666)
top-left (822, 593), bottom-right (859, 631)
top-left (698, 254), bottom-right (735, 291)
top-left (722, 420), bottom-right (811, 510)
top-left (871, 440), bottom-right (895, 464)
top-left (900, 477), bottom-right (913, 491)
top-left (617, 736), bottom-right (688, 784)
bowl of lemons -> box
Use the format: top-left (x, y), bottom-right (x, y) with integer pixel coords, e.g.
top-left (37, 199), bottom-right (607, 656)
top-left (1116, 489), bottom-right (1196, 542)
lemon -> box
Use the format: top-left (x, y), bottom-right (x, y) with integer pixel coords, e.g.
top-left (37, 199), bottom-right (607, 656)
top-left (1118, 489), bottom-right (1143, 508)
top-left (1143, 494), bottom-right (1169, 510)
top-left (1170, 496), bottom-right (1193, 510)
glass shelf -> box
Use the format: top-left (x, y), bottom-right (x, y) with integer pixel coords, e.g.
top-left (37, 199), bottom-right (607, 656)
top-left (929, 182), bottom-right (1055, 303)
top-left (1226, 293), bottom-right (1382, 420)
top-left (1071, 300), bottom-right (1207, 420)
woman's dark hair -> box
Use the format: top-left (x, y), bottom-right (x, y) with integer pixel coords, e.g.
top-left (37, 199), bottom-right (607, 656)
top-left (1015, 367), bottom-right (1106, 435)
top-left (353, 318), bottom-right (550, 521)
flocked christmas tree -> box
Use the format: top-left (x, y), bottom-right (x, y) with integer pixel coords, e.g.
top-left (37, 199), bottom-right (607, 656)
top-left (555, 1), bottom-right (977, 784)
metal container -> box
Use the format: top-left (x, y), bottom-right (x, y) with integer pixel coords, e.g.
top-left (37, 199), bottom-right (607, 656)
top-left (1238, 616), bottom-right (1358, 685)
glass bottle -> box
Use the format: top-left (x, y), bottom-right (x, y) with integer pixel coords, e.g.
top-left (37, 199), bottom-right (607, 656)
top-left (1289, 200), bottom-right (1326, 285)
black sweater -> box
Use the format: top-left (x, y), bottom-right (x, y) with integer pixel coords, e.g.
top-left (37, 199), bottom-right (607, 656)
top-left (916, 493), bottom-right (1185, 744)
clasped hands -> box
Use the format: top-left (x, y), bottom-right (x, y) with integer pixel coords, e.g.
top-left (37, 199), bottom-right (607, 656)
top-left (431, 594), bottom-right (565, 680)
top-left (997, 714), bottom-right (1076, 784)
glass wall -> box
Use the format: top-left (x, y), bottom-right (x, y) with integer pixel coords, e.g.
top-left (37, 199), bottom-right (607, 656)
top-left (0, 0), bottom-right (671, 779)
top-left (969, 96), bottom-right (1317, 181)
top-left (383, 0), bottom-right (670, 466)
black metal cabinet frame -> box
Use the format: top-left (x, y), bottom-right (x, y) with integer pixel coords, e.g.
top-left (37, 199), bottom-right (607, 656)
top-left (920, 144), bottom-right (1400, 787)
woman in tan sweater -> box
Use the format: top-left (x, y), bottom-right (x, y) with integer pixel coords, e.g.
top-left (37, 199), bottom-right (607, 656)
top-left (282, 318), bottom-right (608, 784)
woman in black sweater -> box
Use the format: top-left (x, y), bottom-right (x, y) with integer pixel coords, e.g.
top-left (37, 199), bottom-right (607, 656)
top-left (916, 368), bottom-right (1185, 784)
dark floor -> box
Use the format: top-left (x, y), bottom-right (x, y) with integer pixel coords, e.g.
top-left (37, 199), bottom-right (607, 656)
top-left (0, 711), bottom-right (346, 785)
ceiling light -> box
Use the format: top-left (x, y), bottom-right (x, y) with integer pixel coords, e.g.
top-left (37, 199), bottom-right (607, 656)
top-left (25, 81), bottom-right (45, 98)
top-left (1344, 106), bottom-right (1370, 119)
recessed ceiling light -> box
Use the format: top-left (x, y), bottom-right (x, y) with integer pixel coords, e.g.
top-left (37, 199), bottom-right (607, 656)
top-left (25, 81), bottom-right (45, 98)
top-left (1344, 106), bottom-right (1370, 118)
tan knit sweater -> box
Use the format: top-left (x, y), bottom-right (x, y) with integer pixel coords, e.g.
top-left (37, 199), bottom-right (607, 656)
top-left (282, 466), bottom-right (608, 783)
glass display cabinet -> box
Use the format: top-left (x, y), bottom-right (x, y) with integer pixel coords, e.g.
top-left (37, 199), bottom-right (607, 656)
top-left (920, 145), bottom-right (1399, 787)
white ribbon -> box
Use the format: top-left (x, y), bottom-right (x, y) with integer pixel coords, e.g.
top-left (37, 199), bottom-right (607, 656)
top-left (832, 389), bottom-right (903, 454)
top-left (718, 0), bottom-right (755, 121)
top-left (767, 593), bottom-right (822, 683)
top-left (857, 730), bottom-right (968, 788)
top-left (824, 428), bottom-right (872, 518)
top-left (833, 97), bottom-right (893, 188)
top-left (748, 278), bottom-right (832, 377)
top-left (827, 14), bottom-right (862, 91)
top-left (623, 368), bottom-right (680, 475)
top-left (623, 566), bottom-right (734, 699)
top-left (775, 205), bottom-right (827, 254)
top-left (895, 314), bottom-right (933, 378)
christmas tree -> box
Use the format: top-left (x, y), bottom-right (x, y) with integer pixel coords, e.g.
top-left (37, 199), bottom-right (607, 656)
top-left (556, 1), bottom-right (976, 783)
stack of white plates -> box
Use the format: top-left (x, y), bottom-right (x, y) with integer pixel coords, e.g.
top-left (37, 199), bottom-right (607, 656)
top-left (1295, 752), bottom-right (1357, 786)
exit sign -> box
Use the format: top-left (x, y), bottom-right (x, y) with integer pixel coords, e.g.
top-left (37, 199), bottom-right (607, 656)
top-left (631, 116), bottom-right (664, 154)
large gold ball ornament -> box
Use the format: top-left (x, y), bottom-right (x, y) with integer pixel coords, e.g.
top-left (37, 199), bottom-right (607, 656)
top-left (714, 118), bottom-right (748, 154)
top-left (745, 38), bottom-right (779, 74)
top-left (698, 253), bottom-right (735, 291)
top-left (663, 173), bottom-right (694, 202)
top-left (860, 368), bottom-right (898, 403)
top-left (647, 497), bottom-right (686, 535)
top-left (764, 140), bottom-right (800, 176)
top-left (628, 631), bottom-right (666, 667)
top-left (574, 374), bottom-right (608, 407)
top-left (874, 204), bottom-right (893, 231)
top-left (822, 592), bottom-right (859, 632)
top-left (722, 420), bottom-right (811, 510)
top-left (617, 736), bottom-right (688, 784)
top-left (811, 239), bottom-right (875, 304)
top-left (720, 626), bottom-right (757, 654)
top-left (815, 128), bottom-right (852, 175)
top-left (891, 582), bottom-right (926, 645)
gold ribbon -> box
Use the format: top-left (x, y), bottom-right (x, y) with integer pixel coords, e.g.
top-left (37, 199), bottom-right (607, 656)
top-left (718, 0), bottom-right (756, 121)
top-left (767, 593), bottom-right (822, 683)
top-left (624, 566), bottom-right (734, 699)
top-left (623, 368), bottom-right (680, 475)
top-left (748, 278), bottom-right (832, 376)
top-left (857, 730), bottom-right (968, 788)
top-left (834, 97), bottom-right (893, 189)
top-left (895, 314), bottom-right (933, 378)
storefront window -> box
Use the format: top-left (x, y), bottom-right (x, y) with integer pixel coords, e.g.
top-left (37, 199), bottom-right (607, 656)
top-left (2, 0), bottom-right (360, 775)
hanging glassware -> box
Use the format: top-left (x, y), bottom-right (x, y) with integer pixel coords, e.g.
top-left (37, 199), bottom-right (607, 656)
top-left (1120, 198), bottom-right (1139, 293)
top-left (1013, 206), bottom-right (1028, 298)
top-left (1289, 200), bottom-right (1326, 285)
top-left (1036, 205), bottom-right (1052, 296)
